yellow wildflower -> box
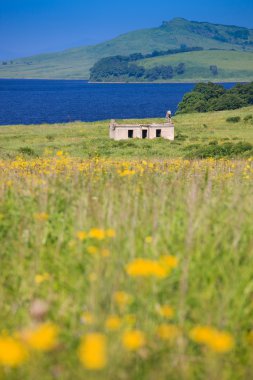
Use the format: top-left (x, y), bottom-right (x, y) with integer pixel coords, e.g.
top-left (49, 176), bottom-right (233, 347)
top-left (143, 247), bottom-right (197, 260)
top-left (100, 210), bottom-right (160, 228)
top-left (105, 315), bottom-right (121, 331)
top-left (113, 291), bottom-right (132, 308)
top-left (156, 324), bottom-right (180, 341)
top-left (89, 228), bottom-right (106, 240)
top-left (106, 229), bottom-right (116, 238)
top-left (76, 231), bottom-right (87, 241)
top-left (160, 255), bottom-right (179, 270)
top-left (78, 333), bottom-right (107, 370)
top-left (6, 180), bottom-right (13, 188)
top-left (56, 151), bottom-right (63, 157)
top-left (145, 236), bottom-right (153, 244)
top-left (119, 169), bottom-right (136, 177)
top-left (89, 272), bottom-right (98, 282)
top-left (101, 248), bottom-right (110, 257)
top-left (22, 323), bottom-right (58, 351)
top-left (87, 246), bottom-right (98, 255)
top-left (34, 212), bottom-right (49, 221)
top-left (190, 326), bottom-right (234, 353)
top-left (156, 305), bottom-right (174, 319)
top-left (126, 258), bottom-right (168, 278)
top-left (34, 273), bottom-right (50, 285)
top-left (0, 336), bottom-right (27, 367)
top-left (122, 330), bottom-right (146, 351)
top-left (81, 312), bottom-right (95, 325)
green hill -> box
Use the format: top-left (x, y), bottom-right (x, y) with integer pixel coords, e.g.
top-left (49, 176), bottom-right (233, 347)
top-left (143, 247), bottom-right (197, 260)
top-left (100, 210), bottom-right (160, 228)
top-left (137, 50), bottom-right (253, 82)
top-left (1, 18), bottom-right (253, 80)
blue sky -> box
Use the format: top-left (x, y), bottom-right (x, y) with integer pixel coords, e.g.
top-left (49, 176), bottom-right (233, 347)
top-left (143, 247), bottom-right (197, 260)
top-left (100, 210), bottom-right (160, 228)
top-left (0, 0), bottom-right (253, 59)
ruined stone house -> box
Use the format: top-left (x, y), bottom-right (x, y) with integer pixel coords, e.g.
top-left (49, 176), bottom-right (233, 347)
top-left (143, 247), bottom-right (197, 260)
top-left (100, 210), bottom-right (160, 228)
top-left (109, 111), bottom-right (174, 141)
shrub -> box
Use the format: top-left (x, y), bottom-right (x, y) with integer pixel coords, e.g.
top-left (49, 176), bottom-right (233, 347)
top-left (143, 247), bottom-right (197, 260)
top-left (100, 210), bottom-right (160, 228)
top-left (244, 115), bottom-right (253, 122)
top-left (18, 147), bottom-right (36, 156)
top-left (46, 135), bottom-right (55, 141)
top-left (184, 141), bottom-right (253, 159)
top-left (226, 116), bottom-right (241, 123)
top-left (177, 82), bottom-right (252, 114)
top-left (175, 133), bottom-right (188, 141)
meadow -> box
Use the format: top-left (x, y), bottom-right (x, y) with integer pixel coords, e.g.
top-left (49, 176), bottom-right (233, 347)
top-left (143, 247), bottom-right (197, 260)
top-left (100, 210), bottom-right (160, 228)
top-left (0, 106), bottom-right (253, 159)
top-left (0, 108), bottom-right (253, 380)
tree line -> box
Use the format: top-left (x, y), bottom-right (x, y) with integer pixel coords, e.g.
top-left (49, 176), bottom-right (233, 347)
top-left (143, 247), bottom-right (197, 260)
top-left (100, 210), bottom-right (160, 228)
top-left (89, 46), bottom-right (203, 82)
top-left (177, 82), bottom-right (253, 113)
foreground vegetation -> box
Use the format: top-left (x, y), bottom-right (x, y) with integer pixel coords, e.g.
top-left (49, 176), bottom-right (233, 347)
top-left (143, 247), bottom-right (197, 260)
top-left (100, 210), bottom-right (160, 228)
top-left (0, 105), bottom-right (253, 379)
top-left (0, 106), bottom-right (253, 159)
top-left (0, 156), bottom-right (252, 380)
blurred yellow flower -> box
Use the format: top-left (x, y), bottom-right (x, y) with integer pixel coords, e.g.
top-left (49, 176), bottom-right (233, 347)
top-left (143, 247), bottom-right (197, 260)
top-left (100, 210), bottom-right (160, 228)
top-left (113, 291), bottom-right (132, 308)
top-left (81, 312), bottom-right (95, 325)
top-left (89, 272), bottom-right (98, 282)
top-left (76, 231), bottom-right (87, 241)
top-left (0, 336), bottom-right (27, 367)
top-left (34, 273), bottom-right (50, 285)
top-left (106, 229), bottom-right (116, 238)
top-left (22, 323), bottom-right (58, 352)
top-left (56, 151), bottom-right (63, 157)
top-left (89, 228), bottom-right (106, 240)
top-left (119, 169), bottom-right (136, 177)
top-left (145, 236), bottom-right (153, 244)
top-left (126, 259), bottom-right (168, 278)
top-left (160, 255), bottom-right (179, 270)
top-left (190, 326), bottom-right (234, 353)
top-left (156, 324), bottom-right (180, 341)
top-left (156, 305), bottom-right (174, 319)
top-left (101, 248), bottom-right (110, 257)
top-left (87, 246), bottom-right (98, 255)
top-left (122, 330), bottom-right (146, 351)
top-left (34, 212), bottom-right (49, 222)
top-left (78, 333), bottom-right (107, 370)
top-left (105, 315), bottom-right (121, 331)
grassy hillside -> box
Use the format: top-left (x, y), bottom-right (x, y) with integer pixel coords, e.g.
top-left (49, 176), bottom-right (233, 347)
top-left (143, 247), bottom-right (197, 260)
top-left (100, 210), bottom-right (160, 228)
top-left (1, 18), bottom-right (253, 79)
top-left (138, 50), bottom-right (253, 82)
top-left (0, 106), bottom-right (253, 159)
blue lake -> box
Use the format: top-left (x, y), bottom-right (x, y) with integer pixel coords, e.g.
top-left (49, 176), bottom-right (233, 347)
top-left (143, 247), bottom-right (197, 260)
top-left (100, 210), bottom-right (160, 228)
top-left (0, 79), bottom-right (236, 125)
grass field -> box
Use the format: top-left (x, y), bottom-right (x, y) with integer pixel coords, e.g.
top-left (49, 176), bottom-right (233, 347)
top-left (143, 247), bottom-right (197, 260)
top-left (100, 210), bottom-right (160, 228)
top-left (0, 106), bottom-right (253, 159)
top-left (0, 108), bottom-right (253, 379)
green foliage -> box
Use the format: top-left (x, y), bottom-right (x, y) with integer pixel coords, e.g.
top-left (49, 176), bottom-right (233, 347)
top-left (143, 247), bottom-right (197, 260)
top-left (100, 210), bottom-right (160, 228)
top-left (18, 146), bottom-right (37, 156)
top-left (90, 47), bottom-right (202, 81)
top-left (244, 114), bottom-right (253, 122)
top-left (177, 82), bottom-right (253, 114)
top-left (184, 141), bottom-right (253, 158)
top-left (226, 116), bottom-right (241, 123)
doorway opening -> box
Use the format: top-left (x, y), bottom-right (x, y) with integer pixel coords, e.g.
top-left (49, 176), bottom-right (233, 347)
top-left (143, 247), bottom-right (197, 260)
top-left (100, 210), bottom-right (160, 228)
top-left (156, 129), bottom-right (161, 137)
top-left (128, 130), bottom-right (134, 138)
top-left (142, 130), bottom-right (148, 139)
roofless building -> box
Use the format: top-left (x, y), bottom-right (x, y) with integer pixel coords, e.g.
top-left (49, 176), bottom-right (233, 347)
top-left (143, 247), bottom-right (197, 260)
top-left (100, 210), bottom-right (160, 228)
top-left (109, 111), bottom-right (174, 141)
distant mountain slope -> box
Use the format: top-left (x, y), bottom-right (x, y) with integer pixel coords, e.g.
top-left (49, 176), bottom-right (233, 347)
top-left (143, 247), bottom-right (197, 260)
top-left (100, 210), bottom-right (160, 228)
top-left (137, 50), bottom-right (253, 82)
top-left (1, 18), bottom-right (253, 79)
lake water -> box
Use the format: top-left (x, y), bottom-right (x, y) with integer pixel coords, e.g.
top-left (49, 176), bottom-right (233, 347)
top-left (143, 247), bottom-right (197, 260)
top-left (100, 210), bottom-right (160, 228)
top-left (0, 79), bottom-right (236, 126)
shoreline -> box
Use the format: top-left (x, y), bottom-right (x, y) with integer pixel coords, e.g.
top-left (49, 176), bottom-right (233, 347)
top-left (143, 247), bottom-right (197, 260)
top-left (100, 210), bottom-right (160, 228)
top-left (0, 78), bottom-right (250, 84)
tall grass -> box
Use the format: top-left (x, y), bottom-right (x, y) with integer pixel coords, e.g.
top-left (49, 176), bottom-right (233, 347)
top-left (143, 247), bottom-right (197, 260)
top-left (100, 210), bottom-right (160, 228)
top-left (0, 156), bottom-right (252, 379)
